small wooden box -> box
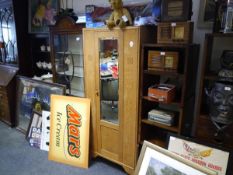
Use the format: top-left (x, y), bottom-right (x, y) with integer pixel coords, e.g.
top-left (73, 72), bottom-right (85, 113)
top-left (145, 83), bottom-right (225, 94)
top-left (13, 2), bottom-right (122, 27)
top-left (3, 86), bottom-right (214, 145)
top-left (157, 22), bottom-right (193, 44)
top-left (148, 84), bottom-right (176, 103)
top-left (161, 0), bottom-right (192, 22)
top-left (148, 50), bottom-right (179, 71)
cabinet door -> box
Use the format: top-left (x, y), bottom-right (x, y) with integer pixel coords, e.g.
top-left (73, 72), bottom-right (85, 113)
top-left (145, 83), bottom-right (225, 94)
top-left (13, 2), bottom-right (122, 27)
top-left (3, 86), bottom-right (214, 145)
top-left (51, 33), bottom-right (84, 97)
top-left (94, 30), bottom-right (123, 161)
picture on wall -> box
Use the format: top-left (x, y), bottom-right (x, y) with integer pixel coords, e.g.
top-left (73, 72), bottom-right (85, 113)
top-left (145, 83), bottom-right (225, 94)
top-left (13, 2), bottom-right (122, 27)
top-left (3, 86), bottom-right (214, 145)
top-left (134, 141), bottom-right (217, 175)
top-left (29, 0), bottom-right (59, 33)
top-left (16, 76), bottom-right (66, 133)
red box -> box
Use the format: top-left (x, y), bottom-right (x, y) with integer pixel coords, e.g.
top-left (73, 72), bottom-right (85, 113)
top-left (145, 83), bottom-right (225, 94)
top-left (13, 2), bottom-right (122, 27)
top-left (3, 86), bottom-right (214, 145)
top-left (148, 84), bottom-right (176, 103)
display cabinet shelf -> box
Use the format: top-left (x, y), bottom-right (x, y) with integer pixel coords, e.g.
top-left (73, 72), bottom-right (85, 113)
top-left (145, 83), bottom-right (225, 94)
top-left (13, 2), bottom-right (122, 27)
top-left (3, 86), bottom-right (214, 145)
top-left (29, 33), bottom-right (51, 77)
top-left (144, 70), bottom-right (184, 77)
top-left (142, 96), bottom-right (182, 107)
top-left (141, 119), bottom-right (179, 132)
top-left (56, 51), bottom-right (83, 55)
top-left (140, 138), bottom-right (167, 148)
top-left (49, 16), bottom-right (85, 97)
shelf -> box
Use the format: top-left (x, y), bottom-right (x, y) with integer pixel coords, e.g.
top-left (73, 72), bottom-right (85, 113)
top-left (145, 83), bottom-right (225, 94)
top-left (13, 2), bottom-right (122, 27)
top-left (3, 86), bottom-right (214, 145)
top-left (141, 119), bottom-right (179, 132)
top-left (199, 114), bottom-right (210, 120)
top-left (142, 96), bottom-right (181, 107)
top-left (140, 138), bottom-right (167, 148)
top-left (57, 72), bottom-right (84, 78)
top-left (143, 43), bottom-right (194, 48)
top-left (66, 89), bottom-right (85, 97)
top-left (144, 70), bottom-right (183, 78)
top-left (34, 51), bottom-right (50, 54)
top-left (204, 72), bottom-right (218, 81)
top-left (56, 51), bottom-right (83, 55)
top-left (207, 33), bottom-right (233, 37)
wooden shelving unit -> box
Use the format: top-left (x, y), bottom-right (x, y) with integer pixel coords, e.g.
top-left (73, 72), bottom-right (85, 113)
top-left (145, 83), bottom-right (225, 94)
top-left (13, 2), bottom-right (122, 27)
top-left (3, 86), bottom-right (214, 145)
top-left (138, 43), bottom-right (200, 148)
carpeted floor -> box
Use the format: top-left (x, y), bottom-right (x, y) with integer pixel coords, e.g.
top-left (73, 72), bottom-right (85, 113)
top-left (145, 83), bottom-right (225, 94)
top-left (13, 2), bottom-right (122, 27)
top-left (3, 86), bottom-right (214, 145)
top-left (0, 121), bottom-right (127, 175)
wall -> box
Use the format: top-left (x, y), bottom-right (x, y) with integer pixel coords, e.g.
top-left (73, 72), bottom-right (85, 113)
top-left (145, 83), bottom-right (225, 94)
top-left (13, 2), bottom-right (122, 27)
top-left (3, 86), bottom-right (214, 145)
top-left (61, 0), bottom-right (212, 57)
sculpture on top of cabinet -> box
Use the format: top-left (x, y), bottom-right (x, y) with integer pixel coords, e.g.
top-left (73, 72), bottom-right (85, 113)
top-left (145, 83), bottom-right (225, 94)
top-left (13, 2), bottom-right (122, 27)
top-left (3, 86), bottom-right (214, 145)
top-left (106, 0), bottom-right (132, 29)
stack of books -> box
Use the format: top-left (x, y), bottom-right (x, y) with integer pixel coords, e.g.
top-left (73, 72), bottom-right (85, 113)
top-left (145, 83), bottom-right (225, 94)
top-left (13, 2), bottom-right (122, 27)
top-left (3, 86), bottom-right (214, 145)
top-left (148, 109), bottom-right (174, 126)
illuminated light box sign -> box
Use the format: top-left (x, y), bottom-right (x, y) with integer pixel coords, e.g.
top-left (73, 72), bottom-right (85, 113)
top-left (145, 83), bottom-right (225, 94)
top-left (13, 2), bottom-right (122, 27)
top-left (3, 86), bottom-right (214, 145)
top-left (48, 95), bottom-right (90, 168)
top-left (168, 135), bottom-right (230, 175)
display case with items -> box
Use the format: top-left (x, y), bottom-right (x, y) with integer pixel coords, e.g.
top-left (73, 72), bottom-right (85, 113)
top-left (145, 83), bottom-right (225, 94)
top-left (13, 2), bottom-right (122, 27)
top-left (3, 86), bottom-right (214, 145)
top-left (49, 16), bottom-right (85, 97)
top-left (29, 34), bottom-right (52, 82)
top-left (194, 33), bottom-right (233, 151)
top-left (139, 43), bottom-right (199, 148)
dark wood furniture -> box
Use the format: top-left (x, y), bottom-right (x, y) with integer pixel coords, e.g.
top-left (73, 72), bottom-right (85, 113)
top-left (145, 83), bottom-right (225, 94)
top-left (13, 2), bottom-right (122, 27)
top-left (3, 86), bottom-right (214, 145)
top-left (0, 65), bottom-right (18, 126)
top-left (139, 43), bottom-right (199, 148)
top-left (49, 16), bottom-right (85, 97)
top-left (194, 33), bottom-right (233, 149)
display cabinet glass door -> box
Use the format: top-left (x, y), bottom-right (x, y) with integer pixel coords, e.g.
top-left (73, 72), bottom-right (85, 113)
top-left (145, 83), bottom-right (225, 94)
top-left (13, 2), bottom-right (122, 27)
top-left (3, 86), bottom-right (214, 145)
top-left (99, 39), bottom-right (119, 124)
top-left (0, 6), bottom-right (18, 65)
top-left (53, 34), bottom-right (84, 97)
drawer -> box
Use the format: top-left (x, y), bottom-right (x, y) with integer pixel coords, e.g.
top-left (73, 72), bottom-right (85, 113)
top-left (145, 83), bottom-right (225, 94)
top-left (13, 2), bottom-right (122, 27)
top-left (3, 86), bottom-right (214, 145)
top-left (0, 104), bottom-right (10, 121)
top-left (0, 94), bottom-right (8, 104)
top-left (0, 86), bottom-right (6, 92)
top-left (0, 89), bottom-right (7, 96)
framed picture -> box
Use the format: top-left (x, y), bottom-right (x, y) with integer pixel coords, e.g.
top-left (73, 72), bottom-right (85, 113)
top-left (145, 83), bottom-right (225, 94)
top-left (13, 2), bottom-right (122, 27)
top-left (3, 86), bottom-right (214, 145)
top-left (48, 95), bottom-right (90, 168)
top-left (167, 133), bottom-right (231, 175)
top-left (134, 141), bottom-right (217, 175)
top-left (29, 0), bottom-right (59, 33)
top-left (16, 76), bottom-right (66, 133)
top-left (197, 0), bottom-right (216, 28)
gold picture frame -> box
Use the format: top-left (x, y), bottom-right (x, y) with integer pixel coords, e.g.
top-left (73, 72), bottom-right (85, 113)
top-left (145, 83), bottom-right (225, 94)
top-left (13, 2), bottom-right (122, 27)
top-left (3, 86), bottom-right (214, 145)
top-left (134, 141), bottom-right (217, 175)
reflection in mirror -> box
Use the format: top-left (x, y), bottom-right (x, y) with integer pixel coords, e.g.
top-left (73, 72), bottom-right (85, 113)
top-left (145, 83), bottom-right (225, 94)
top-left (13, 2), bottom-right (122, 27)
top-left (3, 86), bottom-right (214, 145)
top-left (99, 39), bottom-right (119, 124)
top-left (0, 7), bottom-right (17, 64)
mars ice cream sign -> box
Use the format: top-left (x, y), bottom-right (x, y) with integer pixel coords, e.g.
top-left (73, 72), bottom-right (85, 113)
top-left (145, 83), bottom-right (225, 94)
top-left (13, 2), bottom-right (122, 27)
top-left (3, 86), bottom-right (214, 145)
top-left (48, 95), bottom-right (90, 168)
top-left (66, 105), bottom-right (82, 158)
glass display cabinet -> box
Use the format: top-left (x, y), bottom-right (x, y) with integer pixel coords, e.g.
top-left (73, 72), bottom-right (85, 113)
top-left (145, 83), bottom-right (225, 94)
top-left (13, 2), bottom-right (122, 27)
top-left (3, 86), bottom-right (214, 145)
top-left (49, 16), bottom-right (85, 97)
top-left (83, 26), bottom-right (155, 174)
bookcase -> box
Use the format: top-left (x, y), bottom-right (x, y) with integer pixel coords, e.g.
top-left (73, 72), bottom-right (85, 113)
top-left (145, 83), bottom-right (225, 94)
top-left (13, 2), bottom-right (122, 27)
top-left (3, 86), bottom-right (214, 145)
top-left (139, 43), bottom-right (199, 147)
